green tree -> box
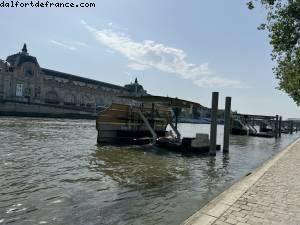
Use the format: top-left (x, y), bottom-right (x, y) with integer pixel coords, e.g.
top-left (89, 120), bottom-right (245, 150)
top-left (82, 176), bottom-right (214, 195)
top-left (248, 0), bottom-right (300, 105)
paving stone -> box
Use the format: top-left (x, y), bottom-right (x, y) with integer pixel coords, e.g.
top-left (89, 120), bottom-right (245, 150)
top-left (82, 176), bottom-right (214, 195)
top-left (210, 140), bottom-right (300, 225)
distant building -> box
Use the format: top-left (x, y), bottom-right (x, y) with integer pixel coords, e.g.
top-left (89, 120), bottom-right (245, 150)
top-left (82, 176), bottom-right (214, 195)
top-left (0, 44), bottom-right (147, 118)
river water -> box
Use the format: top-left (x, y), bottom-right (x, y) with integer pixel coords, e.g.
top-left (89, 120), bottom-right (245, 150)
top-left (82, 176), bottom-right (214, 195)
top-left (0, 117), bottom-right (299, 225)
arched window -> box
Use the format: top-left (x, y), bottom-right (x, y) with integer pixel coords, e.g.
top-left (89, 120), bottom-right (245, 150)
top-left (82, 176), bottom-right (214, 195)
top-left (81, 95), bottom-right (95, 108)
top-left (80, 95), bottom-right (88, 107)
top-left (64, 93), bottom-right (76, 105)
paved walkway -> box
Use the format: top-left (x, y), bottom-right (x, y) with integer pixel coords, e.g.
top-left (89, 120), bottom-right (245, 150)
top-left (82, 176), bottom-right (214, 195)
top-left (182, 138), bottom-right (300, 225)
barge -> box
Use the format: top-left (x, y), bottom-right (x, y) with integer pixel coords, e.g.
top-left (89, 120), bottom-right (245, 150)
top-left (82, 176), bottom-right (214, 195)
top-left (96, 96), bottom-right (219, 154)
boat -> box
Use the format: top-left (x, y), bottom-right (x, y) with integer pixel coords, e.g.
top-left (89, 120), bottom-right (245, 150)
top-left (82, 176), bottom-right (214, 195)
top-left (96, 95), bottom-right (220, 154)
top-left (96, 102), bottom-right (172, 144)
top-left (156, 134), bottom-right (221, 154)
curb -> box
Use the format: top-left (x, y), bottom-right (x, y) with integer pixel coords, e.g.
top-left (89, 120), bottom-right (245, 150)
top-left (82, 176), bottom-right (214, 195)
top-left (181, 137), bottom-right (300, 225)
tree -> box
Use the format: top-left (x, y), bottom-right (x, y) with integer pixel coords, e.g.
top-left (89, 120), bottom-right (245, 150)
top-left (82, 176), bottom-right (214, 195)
top-left (248, 0), bottom-right (300, 105)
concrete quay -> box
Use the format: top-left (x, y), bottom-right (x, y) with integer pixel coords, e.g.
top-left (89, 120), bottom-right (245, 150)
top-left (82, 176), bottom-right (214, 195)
top-left (182, 138), bottom-right (300, 225)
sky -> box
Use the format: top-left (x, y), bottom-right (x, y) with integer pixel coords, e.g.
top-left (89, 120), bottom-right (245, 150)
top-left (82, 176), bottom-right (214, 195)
top-left (0, 0), bottom-right (299, 119)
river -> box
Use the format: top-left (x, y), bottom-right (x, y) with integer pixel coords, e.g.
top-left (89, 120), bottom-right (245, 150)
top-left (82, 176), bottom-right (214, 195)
top-left (0, 117), bottom-right (299, 225)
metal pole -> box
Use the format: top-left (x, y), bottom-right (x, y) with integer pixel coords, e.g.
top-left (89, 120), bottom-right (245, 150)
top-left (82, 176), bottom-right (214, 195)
top-left (223, 97), bottom-right (231, 153)
top-left (275, 115), bottom-right (279, 138)
top-left (210, 92), bottom-right (219, 156)
top-left (279, 116), bottom-right (282, 138)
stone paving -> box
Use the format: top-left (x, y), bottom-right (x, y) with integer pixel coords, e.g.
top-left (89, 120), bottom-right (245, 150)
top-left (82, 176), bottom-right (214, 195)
top-left (212, 140), bottom-right (300, 225)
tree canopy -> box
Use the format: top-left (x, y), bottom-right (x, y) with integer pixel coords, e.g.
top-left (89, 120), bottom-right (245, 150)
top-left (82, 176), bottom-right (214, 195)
top-left (248, 0), bottom-right (300, 105)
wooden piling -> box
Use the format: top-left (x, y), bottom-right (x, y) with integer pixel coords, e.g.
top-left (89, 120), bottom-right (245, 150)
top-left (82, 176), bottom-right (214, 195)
top-left (279, 116), bottom-right (282, 138)
top-left (290, 120), bottom-right (294, 134)
top-left (275, 115), bottom-right (279, 138)
top-left (223, 97), bottom-right (231, 153)
top-left (210, 92), bottom-right (219, 156)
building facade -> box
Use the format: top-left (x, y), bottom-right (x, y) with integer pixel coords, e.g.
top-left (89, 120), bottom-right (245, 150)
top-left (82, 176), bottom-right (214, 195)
top-left (0, 44), bottom-right (147, 118)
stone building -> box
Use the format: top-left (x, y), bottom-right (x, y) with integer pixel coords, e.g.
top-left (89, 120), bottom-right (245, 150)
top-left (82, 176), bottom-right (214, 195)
top-left (0, 44), bottom-right (147, 118)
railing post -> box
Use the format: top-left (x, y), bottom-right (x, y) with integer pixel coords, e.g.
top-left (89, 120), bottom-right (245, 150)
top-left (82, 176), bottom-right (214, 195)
top-left (210, 92), bottom-right (219, 156)
top-left (223, 97), bottom-right (231, 153)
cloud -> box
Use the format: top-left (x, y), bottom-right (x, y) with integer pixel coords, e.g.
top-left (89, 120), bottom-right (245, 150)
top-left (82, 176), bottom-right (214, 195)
top-left (82, 20), bottom-right (245, 88)
top-left (194, 77), bottom-right (246, 88)
top-left (70, 41), bottom-right (88, 47)
top-left (128, 63), bottom-right (150, 71)
top-left (50, 40), bottom-right (88, 51)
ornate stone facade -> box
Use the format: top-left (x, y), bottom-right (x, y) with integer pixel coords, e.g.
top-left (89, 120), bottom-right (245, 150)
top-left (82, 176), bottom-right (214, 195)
top-left (0, 44), bottom-right (147, 118)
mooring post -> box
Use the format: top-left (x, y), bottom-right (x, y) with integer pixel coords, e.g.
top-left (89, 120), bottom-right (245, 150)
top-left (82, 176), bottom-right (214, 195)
top-left (279, 116), bottom-right (282, 138)
top-left (259, 121), bottom-right (263, 132)
top-left (275, 115), bottom-right (279, 138)
top-left (290, 120), bottom-right (293, 134)
top-left (210, 92), bottom-right (219, 156)
top-left (223, 97), bottom-right (231, 153)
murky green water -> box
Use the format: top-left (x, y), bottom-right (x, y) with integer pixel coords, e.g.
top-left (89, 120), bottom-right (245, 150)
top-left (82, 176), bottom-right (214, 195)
top-left (0, 117), bottom-right (299, 225)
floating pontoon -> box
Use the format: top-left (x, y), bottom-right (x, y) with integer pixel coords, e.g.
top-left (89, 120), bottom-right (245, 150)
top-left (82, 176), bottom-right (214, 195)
top-left (96, 96), bottom-right (220, 153)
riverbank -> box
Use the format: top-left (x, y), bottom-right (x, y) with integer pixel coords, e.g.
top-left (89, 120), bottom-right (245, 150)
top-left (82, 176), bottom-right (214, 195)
top-left (182, 137), bottom-right (300, 225)
top-left (0, 101), bottom-right (96, 119)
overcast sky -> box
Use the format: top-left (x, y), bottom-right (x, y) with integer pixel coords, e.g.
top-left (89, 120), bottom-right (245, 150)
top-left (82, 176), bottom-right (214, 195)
top-left (0, 0), bottom-right (299, 118)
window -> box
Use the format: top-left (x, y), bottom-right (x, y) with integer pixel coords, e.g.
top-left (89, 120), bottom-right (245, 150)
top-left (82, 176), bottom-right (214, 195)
top-left (45, 90), bottom-right (59, 104)
top-left (24, 87), bottom-right (31, 97)
top-left (16, 84), bottom-right (23, 97)
top-left (34, 87), bottom-right (41, 98)
top-left (25, 68), bottom-right (34, 77)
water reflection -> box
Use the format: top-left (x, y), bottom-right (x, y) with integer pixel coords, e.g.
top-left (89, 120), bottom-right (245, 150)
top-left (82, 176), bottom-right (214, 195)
top-left (229, 134), bottom-right (250, 147)
top-left (90, 145), bottom-right (190, 189)
top-left (222, 153), bottom-right (230, 171)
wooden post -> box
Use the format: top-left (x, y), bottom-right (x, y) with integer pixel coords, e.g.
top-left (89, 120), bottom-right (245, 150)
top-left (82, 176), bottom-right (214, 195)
top-left (210, 92), bottom-right (219, 156)
top-left (259, 121), bottom-right (263, 132)
top-left (279, 116), bottom-right (282, 138)
top-left (275, 115), bottom-right (279, 138)
top-left (290, 120), bottom-right (293, 134)
top-left (223, 97), bottom-right (231, 153)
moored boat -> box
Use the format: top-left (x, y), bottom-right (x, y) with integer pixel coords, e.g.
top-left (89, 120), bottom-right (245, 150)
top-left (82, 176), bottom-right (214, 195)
top-left (96, 96), bottom-right (222, 154)
top-left (96, 102), bottom-right (172, 144)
